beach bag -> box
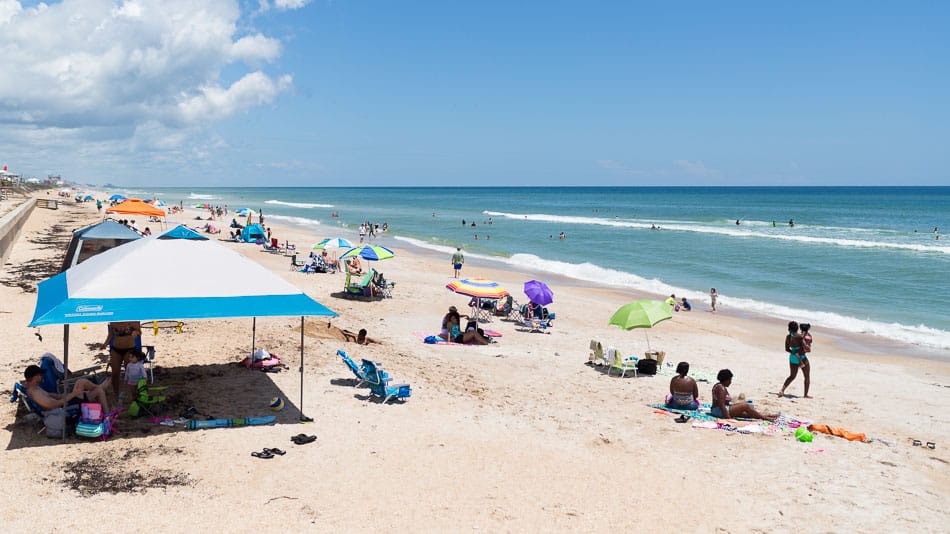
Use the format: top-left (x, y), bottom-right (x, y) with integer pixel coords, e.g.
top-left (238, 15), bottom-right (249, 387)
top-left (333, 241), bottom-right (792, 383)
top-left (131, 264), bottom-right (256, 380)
top-left (76, 402), bottom-right (105, 438)
top-left (44, 408), bottom-right (71, 438)
top-left (636, 358), bottom-right (658, 375)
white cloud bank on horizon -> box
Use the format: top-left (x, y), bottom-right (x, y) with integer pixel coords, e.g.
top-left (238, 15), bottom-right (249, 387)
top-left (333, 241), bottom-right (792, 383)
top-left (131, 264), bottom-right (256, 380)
top-left (0, 0), bottom-right (304, 181)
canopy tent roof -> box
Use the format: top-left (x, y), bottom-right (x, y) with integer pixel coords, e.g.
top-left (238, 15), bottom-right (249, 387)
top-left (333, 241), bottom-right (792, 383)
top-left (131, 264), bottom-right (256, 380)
top-left (59, 220), bottom-right (142, 272)
top-left (31, 225), bottom-right (336, 326)
top-left (105, 198), bottom-right (166, 217)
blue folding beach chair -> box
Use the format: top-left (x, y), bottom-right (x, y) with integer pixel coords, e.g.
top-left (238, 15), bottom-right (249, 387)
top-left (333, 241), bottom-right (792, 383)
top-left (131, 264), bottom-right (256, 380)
top-left (360, 359), bottom-right (411, 404)
top-left (336, 349), bottom-right (368, 387)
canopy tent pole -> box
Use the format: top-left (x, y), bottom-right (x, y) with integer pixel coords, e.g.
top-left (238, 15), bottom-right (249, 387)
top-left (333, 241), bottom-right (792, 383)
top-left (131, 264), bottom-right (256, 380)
top-left (299, 316), bottom-right (312, 422)
top-left (251, 317), bottom-right (256, 356)
top-left (62, 324), bottom-right (69, 442)
top-left (62, 324), bottom-right (69, 375)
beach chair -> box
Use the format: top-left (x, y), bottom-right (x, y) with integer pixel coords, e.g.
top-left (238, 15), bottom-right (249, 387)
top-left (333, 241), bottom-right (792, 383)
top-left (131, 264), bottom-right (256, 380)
top-left (505, 298), bottom-right (524, 322)
top-left (10, 382), bottom-right (81, 437)
top-left (336, 350), bottom-right (368, 387)
top-left (127, 378), bottom-right (168, 418)
top-left (372, 271), bottom-right (395, 298)
top-left (344, 269), bottom-right (377, 298)
top-left (588, 340), bottom-right (606, 366)
top-left (360, 359), bottom-right (411, 404)
top-left (289, 254), bottom-right (307, 271)
top-left (606, 347), bottom-right (638, 378)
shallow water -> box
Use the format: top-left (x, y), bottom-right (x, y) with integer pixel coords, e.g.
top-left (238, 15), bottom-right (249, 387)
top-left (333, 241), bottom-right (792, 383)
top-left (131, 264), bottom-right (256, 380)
top-left (132, 186), bottom-right (950, 353)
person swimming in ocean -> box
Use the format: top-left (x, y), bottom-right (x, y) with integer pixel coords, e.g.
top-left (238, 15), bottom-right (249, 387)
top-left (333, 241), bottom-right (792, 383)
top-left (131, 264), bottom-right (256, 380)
top-left (789, 219), bottom-right (795, 227)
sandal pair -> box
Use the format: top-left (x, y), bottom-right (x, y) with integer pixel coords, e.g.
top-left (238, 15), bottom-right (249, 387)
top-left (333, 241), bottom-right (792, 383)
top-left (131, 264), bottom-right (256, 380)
top-left (251, 447), bottom-right (287, 459)
top-left (292, 434), bottom-right (317, 445)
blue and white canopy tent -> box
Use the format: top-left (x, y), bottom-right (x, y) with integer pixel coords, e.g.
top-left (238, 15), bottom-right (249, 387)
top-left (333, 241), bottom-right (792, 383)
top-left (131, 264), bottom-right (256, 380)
top-left (30, 225), bottom-right (337, 421)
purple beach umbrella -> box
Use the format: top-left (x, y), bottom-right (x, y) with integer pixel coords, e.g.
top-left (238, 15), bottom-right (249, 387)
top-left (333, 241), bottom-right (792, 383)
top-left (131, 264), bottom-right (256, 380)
top-left (523, 280), bottom-right (554, 306)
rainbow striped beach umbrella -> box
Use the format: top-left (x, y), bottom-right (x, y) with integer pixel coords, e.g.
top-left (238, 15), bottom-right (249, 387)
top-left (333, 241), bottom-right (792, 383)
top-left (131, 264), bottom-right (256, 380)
top-left (445, 278), bottom-right (509, 300)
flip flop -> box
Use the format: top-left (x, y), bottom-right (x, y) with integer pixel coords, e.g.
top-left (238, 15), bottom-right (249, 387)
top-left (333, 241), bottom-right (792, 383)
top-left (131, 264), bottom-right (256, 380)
top-left (263, 448), bottom-right (286, 456)
top-left (675, 414), bottom-right (691, 423)
top-left (251, 451), bottom-right (274, 459)
top-left (927, 442), bottom-right (936, 449)
top-left (292, 434), bottom-right (317, 445)
top-left (913, 439), bottom-right (922, 446)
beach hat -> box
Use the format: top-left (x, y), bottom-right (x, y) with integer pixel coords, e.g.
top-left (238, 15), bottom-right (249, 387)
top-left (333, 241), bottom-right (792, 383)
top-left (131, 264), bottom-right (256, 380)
top-left (449, 306), bottom-right (457, 312)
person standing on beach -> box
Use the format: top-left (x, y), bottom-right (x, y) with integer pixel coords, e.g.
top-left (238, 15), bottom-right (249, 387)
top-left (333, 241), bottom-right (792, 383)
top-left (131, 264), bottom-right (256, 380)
top-left (709, 288), bottom-right (718, 312)
top-left (451, 248), bottom-right (464, 278)
top-left (779, 321), bottom-right (811, 398)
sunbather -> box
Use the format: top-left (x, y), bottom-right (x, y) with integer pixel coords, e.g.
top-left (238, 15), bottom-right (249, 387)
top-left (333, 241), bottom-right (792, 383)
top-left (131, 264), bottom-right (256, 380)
top-left (666, 361), bottom-right (699, 410)
top-left (710, 369), bottom-right (777, 421)
top-left (347, 256), bottom-right (363, 275)
top-left (446, 314), bottom-right (491, 345)
top-left (102, 321), bottom-right (142, 397)
top-left (23, 365), bottom-right (110, 413)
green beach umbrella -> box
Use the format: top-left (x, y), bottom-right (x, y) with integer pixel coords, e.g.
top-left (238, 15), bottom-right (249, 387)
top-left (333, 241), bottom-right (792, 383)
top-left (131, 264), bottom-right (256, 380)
top-left (608, 299), bottom-right (673, 351)
top-left (339, 244), bottom-right (395, 261)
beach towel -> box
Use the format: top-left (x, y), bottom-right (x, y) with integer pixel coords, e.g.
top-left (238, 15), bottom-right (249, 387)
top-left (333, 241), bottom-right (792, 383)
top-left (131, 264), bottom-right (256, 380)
top-left (186, 416), bottom-right (276, 430)
top-left (649, 402), bottom-right (716, 421)
top-left (808, 423), bottom-right (867, 442)
top-left (413, 332), bottom-right (500, 346)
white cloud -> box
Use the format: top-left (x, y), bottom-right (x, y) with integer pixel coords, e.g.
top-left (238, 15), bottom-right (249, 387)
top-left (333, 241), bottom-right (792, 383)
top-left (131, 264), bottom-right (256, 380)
top-left (0, 0), bottom-right (292, 133)
top-left (177, 72), bottom-right (292, 123)
top-left (274, 0), bottom-right (310, 9)
top-left (674, 159), bottom-right (720, 177)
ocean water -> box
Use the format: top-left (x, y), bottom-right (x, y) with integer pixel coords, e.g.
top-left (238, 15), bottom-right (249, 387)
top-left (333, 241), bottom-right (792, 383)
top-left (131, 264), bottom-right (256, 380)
top-left (129, 186), bottom-right (950, 353)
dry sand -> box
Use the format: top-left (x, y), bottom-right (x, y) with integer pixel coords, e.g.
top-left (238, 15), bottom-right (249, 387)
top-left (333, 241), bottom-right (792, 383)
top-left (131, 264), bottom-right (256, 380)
top-left (1, 197), bottom-right (948, 532)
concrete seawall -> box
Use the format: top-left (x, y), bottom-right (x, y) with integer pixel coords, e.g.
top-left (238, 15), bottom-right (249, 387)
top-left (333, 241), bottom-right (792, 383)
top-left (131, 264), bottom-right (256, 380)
top-left (0, 198), bottom-right (36, 268)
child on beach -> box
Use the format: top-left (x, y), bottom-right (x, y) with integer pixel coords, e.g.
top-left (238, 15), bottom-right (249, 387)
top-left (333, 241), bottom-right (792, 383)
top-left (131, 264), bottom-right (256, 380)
top-left (124, 349), bottom-right (149, 402)
top-left (709, 288), bottom-right (718, 312)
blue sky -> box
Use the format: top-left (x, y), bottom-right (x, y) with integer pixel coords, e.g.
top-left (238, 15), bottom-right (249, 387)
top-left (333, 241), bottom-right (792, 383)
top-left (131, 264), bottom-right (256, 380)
top-left (0, 1), bottom-right (947, 186)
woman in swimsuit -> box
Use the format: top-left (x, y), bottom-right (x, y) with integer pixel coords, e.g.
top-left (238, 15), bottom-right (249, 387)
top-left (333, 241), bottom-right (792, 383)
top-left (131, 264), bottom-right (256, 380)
top-left (711, 369), bottom-right (777, 421)
top-left (666, 361), bottom-right (700, 410)
top-left (779, 321), bottom-right (811, 398)
top-left (102, 321), bottom-right (142, 397)
top-left (445, 314), bottom-right (490, 345)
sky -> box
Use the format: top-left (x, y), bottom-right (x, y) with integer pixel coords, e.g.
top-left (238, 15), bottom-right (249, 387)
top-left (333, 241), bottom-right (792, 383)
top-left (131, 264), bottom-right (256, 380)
top-left (0, 1), bottom-right (947, 187)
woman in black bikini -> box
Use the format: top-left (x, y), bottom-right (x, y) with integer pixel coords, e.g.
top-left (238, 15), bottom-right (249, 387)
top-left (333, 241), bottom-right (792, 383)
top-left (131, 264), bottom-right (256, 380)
top-left (102, 321), bottom-right (142, 397)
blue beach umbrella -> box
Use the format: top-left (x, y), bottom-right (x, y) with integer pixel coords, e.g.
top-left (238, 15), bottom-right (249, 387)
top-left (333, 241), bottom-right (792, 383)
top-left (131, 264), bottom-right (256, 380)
top-left (312, 237), bottom-right (353, 250)
top-left (235, 208), bottom-right (255, 216)
top-left (339, 244), bottom-right (395, 261)
top-left (108, 194), bottom-right (127, 201)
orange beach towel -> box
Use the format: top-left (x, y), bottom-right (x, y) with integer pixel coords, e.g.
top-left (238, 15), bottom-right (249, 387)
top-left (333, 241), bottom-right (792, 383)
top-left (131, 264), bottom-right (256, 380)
top-left (808, 423), bottom-right (867, 442)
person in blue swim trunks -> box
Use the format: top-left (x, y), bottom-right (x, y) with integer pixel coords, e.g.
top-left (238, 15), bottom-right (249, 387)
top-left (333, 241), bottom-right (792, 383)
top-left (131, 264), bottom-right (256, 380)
top-left (710, 369), bottom-right (777, 421)
top-left (779, 321), bottom-right (811, 398)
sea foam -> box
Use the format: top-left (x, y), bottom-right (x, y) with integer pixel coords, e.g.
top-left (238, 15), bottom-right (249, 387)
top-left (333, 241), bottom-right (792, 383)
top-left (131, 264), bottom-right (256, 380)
top-left (266, 200), bottom-right (334, 209)
top-left (482, 211), bottom-right (950, 255)
top-left (394, 235), bottom-right (950, 351)
top-left (266, 214), bottom-right (322, 227)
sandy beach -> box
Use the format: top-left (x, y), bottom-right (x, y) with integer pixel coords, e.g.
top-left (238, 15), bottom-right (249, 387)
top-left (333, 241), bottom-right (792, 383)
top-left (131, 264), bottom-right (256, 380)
top-left (1, 197), bottom-right (948, 532)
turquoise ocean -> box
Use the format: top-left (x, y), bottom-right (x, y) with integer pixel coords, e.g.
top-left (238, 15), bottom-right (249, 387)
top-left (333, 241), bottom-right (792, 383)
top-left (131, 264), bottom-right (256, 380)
top-left (127, 186), bottom-right (950, 354)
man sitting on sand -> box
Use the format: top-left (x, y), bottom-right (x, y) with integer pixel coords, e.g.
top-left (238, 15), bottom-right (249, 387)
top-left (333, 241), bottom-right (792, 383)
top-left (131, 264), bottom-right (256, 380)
top-left (22, 365), bottom-right (110, 413)
top-left (347, 256), bottom-right (363, 275)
